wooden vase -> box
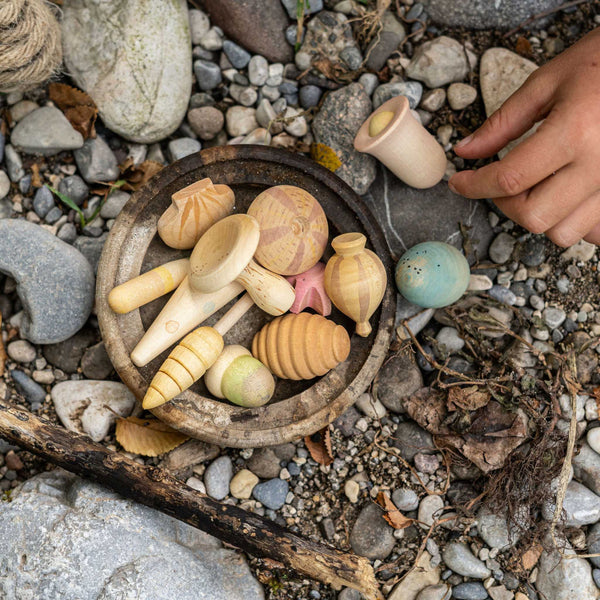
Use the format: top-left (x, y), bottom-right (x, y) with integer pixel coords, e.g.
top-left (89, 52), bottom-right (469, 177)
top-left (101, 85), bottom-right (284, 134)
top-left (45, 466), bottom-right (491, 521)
top-left (247, 185), bottom-right (328, 275)
top-left (323, 233), bottom-right (387, 337)
top-left (251, 312), bottom-right (350, 380)
top-left (353, 95), bottom-right (447, 189)
top-left (157, 178), bottom-right (235, 249)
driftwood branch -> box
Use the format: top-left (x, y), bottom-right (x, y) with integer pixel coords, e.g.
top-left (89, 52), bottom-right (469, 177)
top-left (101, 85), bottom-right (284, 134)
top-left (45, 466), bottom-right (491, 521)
top-left (0, 400), bottom-right (380, 599)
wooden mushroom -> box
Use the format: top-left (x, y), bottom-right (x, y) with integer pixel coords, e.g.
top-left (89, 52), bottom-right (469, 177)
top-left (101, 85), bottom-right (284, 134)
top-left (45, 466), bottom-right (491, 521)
top-left (323, 233), bottom-right (387, 337)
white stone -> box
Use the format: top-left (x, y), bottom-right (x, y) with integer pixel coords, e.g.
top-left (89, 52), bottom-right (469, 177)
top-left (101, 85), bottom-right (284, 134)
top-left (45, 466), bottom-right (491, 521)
top-left (418, 495), bottom-right (444, 529)
top-left (282, 107), bottom-right (308, 137)
top-left (248, 55), bottom-right (269, 87)
top-left (7, 340), bottom-right (36, 363)
top-left (467, 274), bottom-right (493, 291)
top-left (188, 9), bottom-right (210, 45)
top-left (0, 171), bottom-right (9, 200)
top-left (344, 480), bottom-right (360, 503)
top-left (447, 83), bottom-right (477, 110)
top-left (230, 469), bottom-right (259, 499)
top-left (388, 552), bottom-right (441, 600)
top-left (588, 428), bottom-right (600, 455)
top-left (355, 393), bottom-right (387, 419)
top-left (561, 240), bottom-right (596, 263)
top-left (225, 106), bottom-right (258, 136)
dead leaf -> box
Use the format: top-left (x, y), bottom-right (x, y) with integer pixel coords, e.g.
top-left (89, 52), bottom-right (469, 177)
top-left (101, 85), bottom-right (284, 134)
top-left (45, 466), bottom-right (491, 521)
top-left (515, 36), bottom-right (532, 57)
top-left (375, 491), bottom-right (414, 529)
top-left (0, 311), bottom-right (6, 377)
top-left (310, 143), bottom-right (342, 172)
top-left (30, 163), bottom-right (43, 188)
top-left (447, 386), bottom-right (490, 412)
top-left (521, 543), bottom-right (543, 570)
top-left (311, 57), bottom-right (356, 83)
top-left (48, 83), bottom-right (98, 139)
top-left (115, 417), bottom-right (189, 457)
top-left (304, 426), bottom-right (334, 466)
top-left (119, 158), bottom-right (164, 191)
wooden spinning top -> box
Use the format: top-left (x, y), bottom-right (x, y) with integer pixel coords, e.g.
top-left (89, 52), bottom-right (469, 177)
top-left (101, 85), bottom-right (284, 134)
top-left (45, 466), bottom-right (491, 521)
top-left (247, 185), bottom-right (328, 275)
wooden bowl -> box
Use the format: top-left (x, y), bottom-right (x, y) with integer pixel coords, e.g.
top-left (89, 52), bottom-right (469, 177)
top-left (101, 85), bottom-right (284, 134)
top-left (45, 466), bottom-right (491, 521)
top-left (97, 146), bottom-right (395, 448)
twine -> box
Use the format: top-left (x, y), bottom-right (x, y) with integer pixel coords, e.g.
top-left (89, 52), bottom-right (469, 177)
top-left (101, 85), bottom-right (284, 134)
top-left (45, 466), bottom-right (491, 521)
top-left (0, 0), bottom-right (62, 93)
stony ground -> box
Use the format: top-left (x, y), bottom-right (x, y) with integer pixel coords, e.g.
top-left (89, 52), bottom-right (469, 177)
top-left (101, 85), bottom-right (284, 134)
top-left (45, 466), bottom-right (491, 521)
top-left (1, 1), bottom-right (600, 599)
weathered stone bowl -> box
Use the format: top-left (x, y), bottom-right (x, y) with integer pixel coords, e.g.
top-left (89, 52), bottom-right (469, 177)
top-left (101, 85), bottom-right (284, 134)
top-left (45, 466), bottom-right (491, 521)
top-left (97, 146), bottom-right (395, 448)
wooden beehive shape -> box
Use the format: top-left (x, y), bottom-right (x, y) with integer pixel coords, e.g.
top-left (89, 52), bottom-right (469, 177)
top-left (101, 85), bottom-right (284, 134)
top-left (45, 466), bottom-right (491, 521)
top-left (158, 177), bottom-right (235, 249)
top-left (247, 185), bottom-right (329, 276)
top-left (324, 233), bottom-right (387, 338)
top-left (252, 312), bottom-right (350, 380)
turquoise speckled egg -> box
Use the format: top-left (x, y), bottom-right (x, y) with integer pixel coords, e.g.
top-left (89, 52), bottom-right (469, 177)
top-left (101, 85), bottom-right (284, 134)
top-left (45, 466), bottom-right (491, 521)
top-left (395, 242), bottom-right (470, 308)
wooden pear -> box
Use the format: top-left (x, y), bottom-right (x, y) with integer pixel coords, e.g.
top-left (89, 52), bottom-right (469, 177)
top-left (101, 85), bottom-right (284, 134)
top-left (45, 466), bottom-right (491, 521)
top-left (323, 233), bottom-right (387, 337)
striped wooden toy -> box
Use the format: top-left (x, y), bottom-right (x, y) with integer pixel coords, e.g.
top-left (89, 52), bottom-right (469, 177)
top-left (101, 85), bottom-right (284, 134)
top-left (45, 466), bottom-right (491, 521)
top-left (247, 185), bottom-right (328, 276)
top-left (323, 233), bottom-right (387, 337)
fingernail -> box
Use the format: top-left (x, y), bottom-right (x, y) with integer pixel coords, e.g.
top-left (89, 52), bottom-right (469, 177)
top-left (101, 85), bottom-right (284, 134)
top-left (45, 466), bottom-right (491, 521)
top-left (454, 134), bottom-right (473, 149)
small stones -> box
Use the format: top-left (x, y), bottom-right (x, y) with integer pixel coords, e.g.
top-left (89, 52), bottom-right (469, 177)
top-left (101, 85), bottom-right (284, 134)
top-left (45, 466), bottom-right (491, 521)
top-left (99, 190), bottom-right (130, 220)
top-left (204, 456), bottom-right (233, 500)
top-left (388, 552), bottom-right (441, 599)
top-left (435, 326), bottom-right (464, 355)
top-left (188, 107), bottom-right (224, 140)
top-left (442, 542), bottom-right (491, 579)
top-left (418, 495), bottom-right (444, 528)
top-left (350, 503), bottom-right (396, 560)
top-left (230, 469), bottom-right (259, 499)
top-left (447, 83), bottom-right (477, 110)
top-left (477, 508), bottom-right (520, 550)
top-left (561, 239), bottom-right (596, 262)
top-left (299, 85), bottom-right (323, 109)
top-left (194, 59), bottom-right (222, 91)
top-left (222, 40), bottom-right (251, 69)
top-left (543, 306), bottom-right (566, 330)
top-left (81, 342), bottom-right (113, 380)
top-left (344, 480), bottom-right (360, 503)
top-left (392, 488), bottom-right (419, 511)
top-left (393, 421), bottom-right (434, 461)
top-left (355, 393), bottom-right (387, 419)
top-left (0, 171), bottom-right (10, 201)
top-left (248, 55), bottom-right (269, 86)
top-left (252, 478), bottom-right (289, 510)
top-left (226, 106), bottom-right (258, 136)
top-left (364, 11), bottom-right (406, 71)
top-left (189, 9), bottom-right (210, 44)
top-left (373, 81), bottom-right (423, 110)
top-left (416, 583), bottom-right (451, 600)
top-left (282, 107), bottom-right (308, 137)
top-left (489, 232), bottom-right (516, 264)
top-left (58, 175), bottom-right (89, 206)
top-left (167, 138), bottom-right (201, 161)
top-left (11, 370), bottom-right (46, 406)
top-left (451, 582), bottom-right (488, 600)
top-left (420, 88), bottom-right (446, 112)
top-left (7, 340), bottom-right (36, 363)
top-left (588, 429), bottom-right (600, 455)
top-left (5, 145), bottom-right (25, 182)
top-left (373, 351), bottom-right (423, 414)
top-left (74, 137), bottom-right (119, 183)
top-left (247, 447), bottom-right (281, 479)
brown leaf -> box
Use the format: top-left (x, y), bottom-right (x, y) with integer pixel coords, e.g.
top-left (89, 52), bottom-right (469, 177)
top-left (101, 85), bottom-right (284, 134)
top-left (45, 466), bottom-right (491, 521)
top-left (48, 83), bottom-right (98, 139)
top-left (311, 57), bottom-right (356, 83)
top-left (115, 417), bottom-right (189, 457)
top-left (515, 36), bottom-right (532, 57)
top-left (447, 386), bottom-right (490, 412)
top-left (310, 143), bottom-right (342, 172)
top-left (119, 158), bottom-right (164, 191)
top-left (30, 163), bottom-right (43, 188)
top-left (521, 543), bottom-right (543, 570)
top-left (375, 491), bottom-right (414, 529)
top-left (304, 426), bottom-right (333, 466)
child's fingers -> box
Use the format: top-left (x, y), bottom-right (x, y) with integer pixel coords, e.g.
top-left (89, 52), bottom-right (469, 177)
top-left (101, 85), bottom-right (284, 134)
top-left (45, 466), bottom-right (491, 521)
top-left (544, 192), bottom-right (600, 247)
top-left (584, 221), bottom-right (600, 245)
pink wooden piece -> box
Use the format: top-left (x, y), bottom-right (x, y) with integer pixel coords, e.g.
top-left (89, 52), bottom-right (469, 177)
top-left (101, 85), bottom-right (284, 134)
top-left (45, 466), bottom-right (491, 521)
top-left (286, 262), bottom-right (332, 317)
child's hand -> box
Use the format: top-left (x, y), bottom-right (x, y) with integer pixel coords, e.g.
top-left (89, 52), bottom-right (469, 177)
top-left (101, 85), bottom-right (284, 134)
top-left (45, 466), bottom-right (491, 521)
top-left (449, 28), bottom-right (600, 247)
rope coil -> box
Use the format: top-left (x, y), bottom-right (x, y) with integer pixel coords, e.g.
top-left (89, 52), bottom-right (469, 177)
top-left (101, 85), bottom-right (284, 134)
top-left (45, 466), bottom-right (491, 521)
top-left (0, 0), bottom-right (62, 93)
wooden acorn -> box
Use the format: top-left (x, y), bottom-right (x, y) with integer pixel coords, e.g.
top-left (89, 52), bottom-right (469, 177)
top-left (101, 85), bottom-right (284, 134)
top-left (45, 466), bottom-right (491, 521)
top-left (108, 258), bottom-right (189, 314)
top-left (205, 345), bottom-right (275, 407)
top-left (247, 185), bottom-right (329, 275)
top-left (354, 95), bottom-right (447, 189)
top-left (251, 312), bottom-right (350, 380)
top-left (189, 213), bottom-right (295, 316)
top-left (157, 178), bottom-right (234, 249)
top-left (324, 233), bottom-right (387, 337)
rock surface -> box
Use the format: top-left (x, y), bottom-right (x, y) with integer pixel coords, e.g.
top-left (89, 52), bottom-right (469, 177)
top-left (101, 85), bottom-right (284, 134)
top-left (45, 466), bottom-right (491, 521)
top-left (442, 542), bottom-right (491, 579)
top-left (62, 0), bottom-right (192, 143)
top-left (0, 470), bottom-right (264, 600)
top-left (349, 503), bottom-right (396, 560)
top-left (388, 551), bottom-right (441, 600)
top-left (0, 220), bottom-right (94, 344)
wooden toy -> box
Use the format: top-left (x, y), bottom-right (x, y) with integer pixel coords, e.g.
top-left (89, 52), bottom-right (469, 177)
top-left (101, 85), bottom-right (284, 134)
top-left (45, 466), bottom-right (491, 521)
top-left (157, 178), bottom-right (234, 249)
top-left (286, 262), bottom-right (331, 316)
top-left (395, 241), bottom-right (470, 308)
top-left (108, 258), bottom-right (189, 314)
top-left (205, 344), bottom-right (275, 407)
top-left (251, 312), bottom-right (350, 380)
top-left (323, 233), bottom-right (387, 337)
top-left (247, 185), bottom-right (328, 275)
top-left (354, 95), bottom-right (447, 189)
top-left (189, 213), bottom-right (295, 316)
top-left (143, 293), bottom-right (255, 409)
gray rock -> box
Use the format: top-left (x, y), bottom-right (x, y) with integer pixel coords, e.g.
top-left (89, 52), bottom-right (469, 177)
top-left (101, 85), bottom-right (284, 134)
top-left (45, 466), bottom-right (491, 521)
top-left (299, 85), bottom-right (323, 109)
top-left (0, 171), bottom-right (9, 201)
top-left (418, 495), bottom-right (444, 528)
top-left (11, 370), bottom-right (46, 405)
top-left (168, 138), bottom-right (201, 162)
top-left (81, 342), bottom-right (114, 380)
top-left (442, 542), bottom-right (491, 579)
top-left (0, 130), bottom-right (4, 162)
top-left (51, 380), bottom-right (136, 442)
top-left (489, 232), bottom-right (516, 264)
top-left (32, 186), bottom-right (55, 218)
top-left (248, 447), bottom-right (282, 479)
top-left (451, 582), bottom-right (488, 600)
top-left (0, 220), bottom-right (94, 344)
top-left (421, 0), bottom-right (564, 29)
top-left (338, 589), bottom-right (362, 600)
top-left (248, 55), bottom-right (269, 86)
top-left (4, 145), bottom-right (24, 182)
top-left (281, 0), bottom-right (322, 18)
top-left (350, 503), bottom-right (396, 560)
top-left (222, 40), bottom-right (251, 69)
top-left (73, 233), bottom-right (109, 273)
top-left (0, 470), bottom-right (263, 600)
top-left (189, 8), bottom-right (210, 44)
top-left (74, 137), bottom-right (119, 183)
top-left (392, 487), bottom-right (420, 511)
top-left (488, 285), bottom-right (517, 306)
top-left (188, 106), bottom-right (225, 141)
top-left (363, 166), bottom-right (493, 264)
top-left (374, 352), bottom-right (423, 414)
top-left (420, 88), bottom-right (446, 112)
top-left (543, 307), bottom-right (566, 330)
top-left (194, 59), bottom-right (222, 91)
top-left (406, 36), bottom-right (473, 88)
top-left (312, 83), bottom-right (376, 195)
top-left (204, 456), bottom-right (233, 500)
top-left (365, 11), bottom-right (406, 71)
top-left (58, 175), bottom-right (89, 206)
top-left (587, 522), bottom-right (600, 568)
top-left (333, 405), bottom-right (360, 437)
top-left (477, 508), bottom-right (520, 550)
top-left (252, 478), bottom-right (289, 510)
top-left (10, 106), bottom-right (84, 156)
top-left (435, 326), bottom-right (464, 355)
top-left (573, 442), bottom-right (600, 496)
top-left (62, 0), bottom-right (192, 143)
top-left (340, 46), bottom-right (363, 70)
top-left (393, 421), bottom-right (435, 461)
top-left (447, 83), bottom-right (477, 110)
top-left (57, 223), bottom-right (78, 244)
top-left (543, 481), bottom-right (600, 527)
top-left (416, 584), bottom-right (451, 600)
top-left (43, 328), bottom-right (96, 373)
top-left (100, 190), bottom-right (130, 219)
top-left (229, 84), bottom-right (258, 107)
top-left (373, 81), bottom-right (423, 110)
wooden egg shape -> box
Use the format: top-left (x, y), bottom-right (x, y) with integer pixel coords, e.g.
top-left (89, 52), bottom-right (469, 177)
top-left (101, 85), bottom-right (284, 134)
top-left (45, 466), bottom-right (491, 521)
top-left (251, 313), bottom-right (350, 380)
top-left (247, 185), bottom-right (329, 276)
top-left (395, 241), bottom-right (470, 308)
top-left (323, 233), bottom-right (387, 337)
top-left (157, 178), bottom-right (234, 249)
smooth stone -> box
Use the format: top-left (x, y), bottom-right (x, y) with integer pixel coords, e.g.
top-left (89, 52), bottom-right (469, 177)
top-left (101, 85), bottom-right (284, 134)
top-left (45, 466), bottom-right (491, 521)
top-left (282, 107), bottom-right (307, 136)
top-left (477, 508), bottom-right (520, 550)
top-left (248, 447), bottom-right (281, 479)
top-left (587, 522), bottom-right (600, 568)
top-left (73, 233), bottom-right (108, 274)
top-left (222, 40), bottom-right (251, 69)
top-left (406, 36), bottom-right (472, 88)
top-left (561, 239), bottom-right (597, 262)
top-left (10, 100), bottom-right (39, 123)
top-left (74, 137), bottom-right (119, 183)
top-left (451, 582), bottom-right (488, 600)
top-left (229, 469), bottom-right (259, 499)
top-left (58, 175), bottom-right (89, 206)
top-left (7, 340), bottom-right (36, 363)
top-left (194, 60), bottom-right (222, 91)
top-left (543, 306), bottom-right (566, 330)
top-left (226, 106), bottom-right (258, 137)
top-left (5, 145), bottom-right (25, 182)
top-left (355, 393), bottom-right (387, 419)
top-left (299, 85), bottom-right (323, 109)
top-left (32, 186), bottom-right (55, 218)
top-left (420, 88), bottom-right (446, 111)
top-left (81, 342), bottom-right (114, 380)
top-left (11, 370), bottom-right (46, 405)
top-left (201, 0), bottom-right (293, 63)
top-left (62, 0), bottom-right (192, 143)
top-left (489, 234), bottom-right (516, 264)
top-left (589, 429), bottom-right (600, 456)
top-left (248, 55), bottom-right (269, 86)
top-left (374, 352), bottom-right (423, 414)
top-left (349, 503), bottom-right (396, 560)
top-left (312, 82), bottom-right (376, 195)
top-left (229, 83), bottom-right (258, 107)
top-left (435, 327), bottom-right (464, 355)
top-left (340, 46), bottom-right (363, 70)
top-left (388, 552), bottom-right (441, 600)
top-left (393, 421), bottom-right (435, 462)
top-left (281, 0), bottom-right (323, 18)
top-left (573, 442), bottom-right (600, 496)
top-left (0, 220), bottom-right (94, 344)
top-left (189, 9), bottom-right (209, 44)
top-left (365, 11), bottom-right (406, 71)
top-left (100, 190), bottom-right (130, 219)
top-left (57, 223), bottom-right (78, 244)
top-left (373, 80), bottom-right (423, 110)
top-left (204, 456), bottom-right (233, 500)
top-left (338, 589), bottom-right (362, 600)
top-left (442, 542), bottom-right (491, 579)
top-left (0, 171), bottom-right (9, 201)
top-left (0, 470), bottom-right (263, 599)
top-left (392, 488), bottom-right (420, 511)
top-left (11, 107), bottom-right (84, 156)
top-left (418, 495), bottom-right (444, 528)
top-left (344, 480), bottom-right (360, 503)
top-left (45, 206), bottom-right (63, 225)
top-left (542, 481), bottom-right (600, 526)
top-left (51, 381), bottom-right (135, 442)
top-left (488, 586), bottom-right (513, 600)
top-left (168, 138), bottom-right (201, 162)
top-left (417, 584), bottom-right (451, 600)
top-left (363, 167), bottom-right (493, 264)
top-left (252, 478), bottom-right (289, 510)
top-left (447, 83), bottom-right (477, 110)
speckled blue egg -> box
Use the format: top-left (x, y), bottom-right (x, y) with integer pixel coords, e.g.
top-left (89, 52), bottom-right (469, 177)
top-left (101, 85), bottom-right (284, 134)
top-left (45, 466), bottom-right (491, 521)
top-left (395, 242), bottom-right (470, 308)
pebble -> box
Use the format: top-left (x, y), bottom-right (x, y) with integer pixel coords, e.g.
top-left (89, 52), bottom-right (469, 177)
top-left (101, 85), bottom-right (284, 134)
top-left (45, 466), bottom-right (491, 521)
top-left (447, 83), bottom-right (477, 110)
top-left (561, 239), bottom-right (596, 262)
top-left (222, 40), bottom-right (251, 69)
top-left (168, 138), bottom-right (201, 162)
top-left (388, 552), bottom-right (441, 599)
top-left (392, 488), bottom-right (420, 511)
top-left (32, 186), bottom-right (55, 218)
top-left (350, 503), bottom-right (396, 560)
top-left (241, 128), bottom-right (271, 145)
top-left (339, 46), bottom-right (363, 70)
top-left (44, 207), bottom-right (63, 225)
top-left (588, 429), bottom-right (600, 455)
top-left (543, 481), bottom-right (600, 526)
top-left (81, 342), bottom-right (113, 380)
top-left (58, 175), bottom-right (89, 206)
top-left (542, 306), bottom-right (566, 330)
top-left (418, 495), bottom-right (444, 528)
top-left (187, 106), bottom-right (224, 141)
top-left (252, 478), bottom-right (289, 510)
top-left (355, 393), bottom-right (387, 419)
top-left (489, 285), bottom-right (517, 306)
top-left (32, 370), bottom-right (54, 385)
top-left (364, 10), bottom-right (406, 71)
top-left (477, 508), bottom-right (519, 550)
top-left (435, 327), bottom-right (465, 355)
top-left (489, 232), bottom-right (516, 264)
top-left (248, 55), bottom-right (269, 86)
top-left (99, 190), bottom-right (130, 220)
top-left (0, 171), bottom-right (10, 201)
top-left (194, 59), bottom-right (222, 91)
top-left (393, 421), bottom-right (434, 461)
top-left (5, 145), bottom-right (25, 182)
top-left (520, 237), bottom-right (546, 267)
top-left (185, 476), bottom-right (206, 494)
top-left (451, 582), bottom-right (489, 600)
top-left (373, 81), bottom-right (423, 110)
top-left (7, 340), bottom-right (36, 363)
top-left (282, 107), bottom-right (308, 137)
top-left (204, 456), bottom-right (233, 500)
top-left (74, 137), bottom-right (119, 183)
top-left (189, 9), bottom-right (210, 44)
top-left (467, 274), bottom-right (493, 292)
top-left (344, 480), bottom-right (360, 503)
top-left (230, 469), bottom-right (259, 499)
top-left (248, 447), bottom-right (281, 479)
top-left (415, 453), bottom-right (440, 474)
top-left (281, 0), bottom-right (323, 19)
top-left (226, 106), bottom-right (258, 137)
top-left (11, 370), bottom-right (46, 405)
top-left (57, 223), bottom-right (78, 244)
top-left (442, 542), bottom-right (491, 579)
top-left (199, 28), bottom-right (223, 51)
top-left (299, 85), bottom-right (322, 109)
